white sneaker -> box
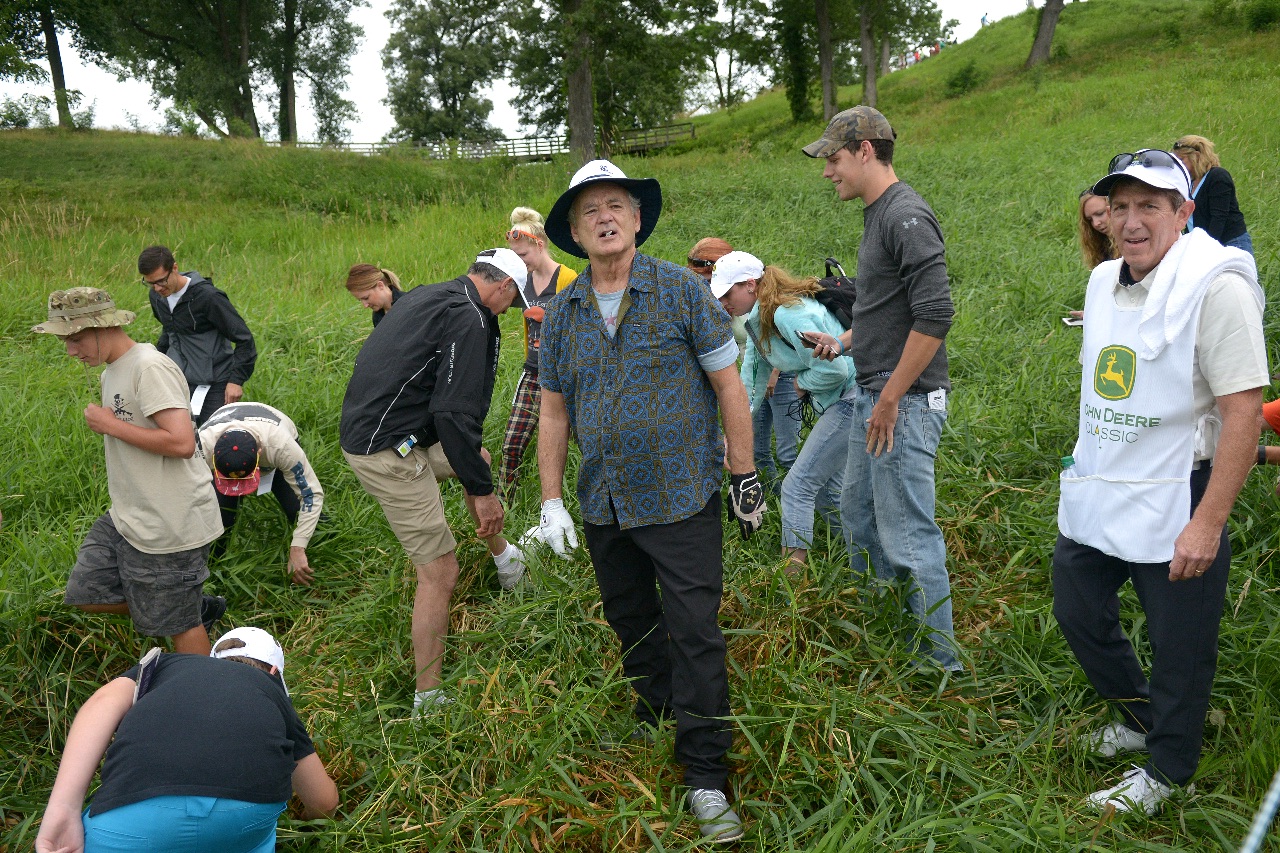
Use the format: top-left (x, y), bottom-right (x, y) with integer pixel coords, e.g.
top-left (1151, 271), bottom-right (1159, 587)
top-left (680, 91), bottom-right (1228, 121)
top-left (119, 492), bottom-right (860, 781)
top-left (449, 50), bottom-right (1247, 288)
top-left (687, 788), bottom-right (744, 843)
top-left (1082, 722), bottom-right (1148, 758)
top-left (1086, 766), bottom-right (1175, 815)
top-left (411, 688), bottom-right (454, 720)
top-left (493, 543), bottom-right (526, 590)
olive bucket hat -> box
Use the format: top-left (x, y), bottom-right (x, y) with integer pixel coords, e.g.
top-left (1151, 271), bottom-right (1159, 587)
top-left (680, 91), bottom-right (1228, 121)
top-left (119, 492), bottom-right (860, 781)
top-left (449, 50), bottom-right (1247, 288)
top-left (32, 287), bottom-right (136, 336)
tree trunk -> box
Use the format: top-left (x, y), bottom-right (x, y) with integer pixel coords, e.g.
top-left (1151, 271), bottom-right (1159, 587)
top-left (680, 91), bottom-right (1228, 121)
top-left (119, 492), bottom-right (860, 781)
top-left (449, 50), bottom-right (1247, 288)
top-left (860, 2), bottom-right (877, 108)
top-left (815, 0), bottom-right (836, 120)
top-left (879, 36), bottom-right (891, 78)
top-left (279, 0), bottom-right (298, 143)
top-left (38, 5), bottom-right (73, 129)
top-left (235, 0), bottom-right (261, 137)
top-left (564, 0), bottom-right (595, 164)
top-left (1024, 0), bottom-right (1065, 69)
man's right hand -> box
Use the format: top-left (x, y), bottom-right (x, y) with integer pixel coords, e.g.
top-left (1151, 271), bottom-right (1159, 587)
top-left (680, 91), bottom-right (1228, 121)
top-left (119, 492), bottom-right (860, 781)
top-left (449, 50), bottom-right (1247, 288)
top-left (473, 493), bottom-right (504, 539)
top-left (539, 498), bottom-right (579, 556)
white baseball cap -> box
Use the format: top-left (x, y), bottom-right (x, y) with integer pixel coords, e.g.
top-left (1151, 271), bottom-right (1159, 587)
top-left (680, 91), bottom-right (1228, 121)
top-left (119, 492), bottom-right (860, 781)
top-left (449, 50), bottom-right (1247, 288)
top-left (211, 626), bottom-right (288, 694)
top-left (709, 251), bottom-right (765, 298)
top-left (1091, 149), bottom-right (1191, 200)
top-left (475, 247), bottom-right (528, 290)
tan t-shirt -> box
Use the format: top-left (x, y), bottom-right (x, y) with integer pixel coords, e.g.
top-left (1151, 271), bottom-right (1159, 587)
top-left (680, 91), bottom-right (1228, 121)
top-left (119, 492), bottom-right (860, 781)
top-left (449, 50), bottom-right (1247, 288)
top-left (101, 343), bottom-right (223, 553)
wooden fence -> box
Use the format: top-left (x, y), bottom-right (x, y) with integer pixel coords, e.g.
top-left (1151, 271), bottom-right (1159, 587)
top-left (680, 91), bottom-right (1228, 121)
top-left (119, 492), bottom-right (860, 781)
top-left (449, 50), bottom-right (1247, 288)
top-left (284, 123), bottom-right (694, 161)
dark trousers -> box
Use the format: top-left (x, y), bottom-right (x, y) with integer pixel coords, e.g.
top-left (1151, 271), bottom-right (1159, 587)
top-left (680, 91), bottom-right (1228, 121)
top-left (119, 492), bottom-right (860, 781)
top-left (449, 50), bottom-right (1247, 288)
top-left (210, 472), bottom-right (299, 560)
top-left (1052, 466), bottom-right (1229, 786)
top-left (584, 495), bottom-right (731, 790)
top-left (191, 382), bottom-right (227, 427)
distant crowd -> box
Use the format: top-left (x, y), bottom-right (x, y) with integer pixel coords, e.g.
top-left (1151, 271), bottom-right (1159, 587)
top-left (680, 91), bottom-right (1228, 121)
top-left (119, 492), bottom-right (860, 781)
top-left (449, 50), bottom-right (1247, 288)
top-left (29, 107), bottom-right (1270, 849)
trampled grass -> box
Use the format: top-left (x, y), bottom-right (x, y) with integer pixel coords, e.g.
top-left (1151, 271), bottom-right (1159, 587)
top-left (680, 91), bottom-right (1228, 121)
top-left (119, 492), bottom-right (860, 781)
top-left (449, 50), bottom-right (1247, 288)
top-left (3, 0), bottom-right (1280, 848)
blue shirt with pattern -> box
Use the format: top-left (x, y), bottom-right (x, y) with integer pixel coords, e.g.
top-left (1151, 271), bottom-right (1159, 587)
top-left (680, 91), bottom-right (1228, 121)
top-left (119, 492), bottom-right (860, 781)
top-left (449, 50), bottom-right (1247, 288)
top-left (540, 252), bottom-right (735, 529)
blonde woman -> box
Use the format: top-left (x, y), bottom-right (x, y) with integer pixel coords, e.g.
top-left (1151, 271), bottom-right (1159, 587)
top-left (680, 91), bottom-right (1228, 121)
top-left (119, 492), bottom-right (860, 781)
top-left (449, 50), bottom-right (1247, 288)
top-left (1173, 135), bottom-right (1252, 254)
top-left (711, 252), bottom-right (855, 568)
top-left (344, 264), bottom-right (404, 326)
top-left (1077, 190), bottom-right (1114, 269)
top-left (499, 207), bottom-right (577, 497)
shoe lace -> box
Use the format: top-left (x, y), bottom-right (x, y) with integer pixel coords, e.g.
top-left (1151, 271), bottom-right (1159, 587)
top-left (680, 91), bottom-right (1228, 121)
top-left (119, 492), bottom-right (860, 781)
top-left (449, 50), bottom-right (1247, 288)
top-left (690, 789), bottom-right (729, 814)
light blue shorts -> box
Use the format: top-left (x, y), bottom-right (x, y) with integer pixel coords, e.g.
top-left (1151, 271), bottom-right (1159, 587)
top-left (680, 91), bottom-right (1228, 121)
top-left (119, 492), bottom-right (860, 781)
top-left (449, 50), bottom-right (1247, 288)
top-left (83, 796), bottom-right (286, 853)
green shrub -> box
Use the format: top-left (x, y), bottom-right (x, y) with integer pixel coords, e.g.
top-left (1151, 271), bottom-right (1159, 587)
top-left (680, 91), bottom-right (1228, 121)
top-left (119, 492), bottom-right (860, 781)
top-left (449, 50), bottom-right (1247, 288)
top-left (1245, 0), bottom-right (1280, 29)
top-left (944, 60), bottom-right (983, 98)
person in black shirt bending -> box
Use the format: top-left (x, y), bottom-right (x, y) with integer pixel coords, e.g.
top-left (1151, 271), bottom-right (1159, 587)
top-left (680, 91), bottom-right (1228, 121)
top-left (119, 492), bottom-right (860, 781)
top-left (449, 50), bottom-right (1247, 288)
top-left (339, 249), bottom-right (528, 718)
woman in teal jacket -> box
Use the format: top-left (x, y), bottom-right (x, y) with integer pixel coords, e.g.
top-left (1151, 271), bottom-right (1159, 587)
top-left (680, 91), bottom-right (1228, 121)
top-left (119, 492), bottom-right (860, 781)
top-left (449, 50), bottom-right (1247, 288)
top-left (712, 251), bottom-right (857, 568)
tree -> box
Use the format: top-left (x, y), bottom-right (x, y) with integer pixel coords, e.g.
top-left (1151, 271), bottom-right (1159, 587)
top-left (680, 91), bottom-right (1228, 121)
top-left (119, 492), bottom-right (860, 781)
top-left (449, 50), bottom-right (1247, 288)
top-left (267, 0), bottom-right (362, 143)
top-left (771, 0), bottom-right (815, 122)
top-left (815, 0), bottom-right (836, 119)
top-left (690, 0), bottom-right (768, 112)
top-left (1024, 0), bottom-right (1065, 69)
top-left (1, 1), bottom-right (75, 128)
top-left (382, 0), bottom-right (507, 142)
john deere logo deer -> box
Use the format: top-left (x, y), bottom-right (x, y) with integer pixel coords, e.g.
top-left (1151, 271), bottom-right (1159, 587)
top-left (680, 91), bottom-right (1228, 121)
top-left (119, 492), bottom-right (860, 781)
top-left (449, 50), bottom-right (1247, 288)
top-left (1093, 346), bottom-right (1135, 401)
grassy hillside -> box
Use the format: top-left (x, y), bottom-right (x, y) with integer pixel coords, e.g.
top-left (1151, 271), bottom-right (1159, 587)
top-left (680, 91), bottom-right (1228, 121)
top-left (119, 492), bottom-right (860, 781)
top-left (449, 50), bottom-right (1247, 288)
top-left (3, 0), bottom-right (1279, 849)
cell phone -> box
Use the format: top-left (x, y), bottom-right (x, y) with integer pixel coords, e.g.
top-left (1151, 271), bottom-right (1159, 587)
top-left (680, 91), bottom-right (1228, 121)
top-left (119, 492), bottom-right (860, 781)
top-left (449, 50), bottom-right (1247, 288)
top-left (134, 647), bottom-right (162, 703)
top-left (799, 331), bottom-right (821, 348)
top-left (1061, 316), bottom-right (1083, 327)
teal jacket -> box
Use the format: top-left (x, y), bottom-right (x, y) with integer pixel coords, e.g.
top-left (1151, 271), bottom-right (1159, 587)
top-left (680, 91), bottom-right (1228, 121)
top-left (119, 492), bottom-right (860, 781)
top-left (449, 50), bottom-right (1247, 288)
top-left (741, 298), bottom-right (855, 413)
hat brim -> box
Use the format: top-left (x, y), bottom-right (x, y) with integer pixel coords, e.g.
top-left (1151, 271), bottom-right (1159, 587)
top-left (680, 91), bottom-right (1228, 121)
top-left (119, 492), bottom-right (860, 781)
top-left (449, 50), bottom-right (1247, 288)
top-left (1091, 167), bottom-right (1186, 199)
top-left (214, 469), bottom-right (261, 497)
top-left (545, 176), bottom-right (663, 260)
top-left (801, 137), bottom-right (844, 159)
top-left (32, 309), bottom-right (136, 336)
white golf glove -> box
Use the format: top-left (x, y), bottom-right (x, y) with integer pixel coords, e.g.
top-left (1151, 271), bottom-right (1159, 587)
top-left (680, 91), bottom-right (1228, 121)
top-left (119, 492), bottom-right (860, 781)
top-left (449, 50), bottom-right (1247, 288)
top-left (539, 498), bottom-right (579, 557)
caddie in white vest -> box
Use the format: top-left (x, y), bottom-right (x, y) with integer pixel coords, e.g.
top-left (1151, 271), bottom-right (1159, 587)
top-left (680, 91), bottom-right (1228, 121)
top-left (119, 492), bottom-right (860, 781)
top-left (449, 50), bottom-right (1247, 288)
top-left (1053, 150), bottom-right (1267, 815)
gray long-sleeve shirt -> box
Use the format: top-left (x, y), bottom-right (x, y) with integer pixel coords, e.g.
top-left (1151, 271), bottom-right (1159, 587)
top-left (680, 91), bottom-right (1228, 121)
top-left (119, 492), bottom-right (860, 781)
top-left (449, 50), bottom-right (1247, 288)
top-left (851, 181), bottom-right (953, 393)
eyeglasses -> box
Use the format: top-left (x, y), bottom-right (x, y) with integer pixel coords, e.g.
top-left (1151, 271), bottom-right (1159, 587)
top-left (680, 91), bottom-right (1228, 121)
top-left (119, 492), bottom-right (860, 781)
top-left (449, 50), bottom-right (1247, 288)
top-left (506, 228), bottom-right (540, 243)
top-left (1106, 149), bottom-right (1190, 183)
top-left (1171, 140), bottom-right (1200, 152)
top-left (142, 271), bottom-right (169, 287)
top-left (687, 257), bottom-right (715, 269)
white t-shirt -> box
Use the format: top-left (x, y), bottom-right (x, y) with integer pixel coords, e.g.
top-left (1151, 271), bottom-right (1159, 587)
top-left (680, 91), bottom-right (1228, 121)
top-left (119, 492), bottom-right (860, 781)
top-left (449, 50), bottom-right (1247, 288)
top-left (101, 344), bottom-right (223, 553)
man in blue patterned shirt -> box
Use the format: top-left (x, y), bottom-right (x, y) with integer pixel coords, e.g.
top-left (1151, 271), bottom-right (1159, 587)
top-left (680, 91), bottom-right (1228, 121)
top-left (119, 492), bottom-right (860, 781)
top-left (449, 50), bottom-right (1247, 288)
top-left (535, 160), bottom-right (763, 844)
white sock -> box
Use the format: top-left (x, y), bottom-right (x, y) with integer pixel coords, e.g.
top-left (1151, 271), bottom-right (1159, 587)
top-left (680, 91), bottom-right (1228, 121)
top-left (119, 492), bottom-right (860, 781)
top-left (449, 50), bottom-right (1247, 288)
top-left (493, 542), bottom-right (517, 566)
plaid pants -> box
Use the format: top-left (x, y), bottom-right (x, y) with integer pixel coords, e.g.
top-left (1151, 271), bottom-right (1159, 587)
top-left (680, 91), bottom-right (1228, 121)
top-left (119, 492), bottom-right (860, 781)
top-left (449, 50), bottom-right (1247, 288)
top-left (498, 369), bottom-right (541, 497)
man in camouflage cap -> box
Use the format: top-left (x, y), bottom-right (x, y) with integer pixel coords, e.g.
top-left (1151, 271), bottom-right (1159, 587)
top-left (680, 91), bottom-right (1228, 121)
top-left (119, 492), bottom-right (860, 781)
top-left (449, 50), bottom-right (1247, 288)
top-left (34, 287), bottom-right (225, 654)
top-left (800, 106), bottom-right (961, 672)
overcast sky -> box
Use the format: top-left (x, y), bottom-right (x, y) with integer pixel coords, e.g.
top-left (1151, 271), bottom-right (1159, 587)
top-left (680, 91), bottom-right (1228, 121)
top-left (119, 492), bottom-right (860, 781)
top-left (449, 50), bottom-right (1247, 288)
top-left (1, 0), bottom-right (1035, 142)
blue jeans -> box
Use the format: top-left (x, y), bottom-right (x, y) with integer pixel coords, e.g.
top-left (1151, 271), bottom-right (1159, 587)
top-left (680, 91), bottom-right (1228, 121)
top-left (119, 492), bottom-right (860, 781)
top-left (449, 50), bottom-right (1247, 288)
top-left (753, 373), bottom-right (801, 485)
top-left (1224, 231), bottom-right (1253, 255)
top-left (84, 796), bottom-right (284, 853)
top-left (841, 387), bottom-right (958, 669)
top-left (781, 393), bottom-right (852, 550)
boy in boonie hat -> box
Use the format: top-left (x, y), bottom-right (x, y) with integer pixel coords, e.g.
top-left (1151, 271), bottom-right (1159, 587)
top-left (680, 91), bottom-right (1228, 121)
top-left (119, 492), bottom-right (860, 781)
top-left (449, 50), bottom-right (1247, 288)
top-left (33, 286), bottom-right (226, 656)
top-left (35, 625), bottom-right (337, 853)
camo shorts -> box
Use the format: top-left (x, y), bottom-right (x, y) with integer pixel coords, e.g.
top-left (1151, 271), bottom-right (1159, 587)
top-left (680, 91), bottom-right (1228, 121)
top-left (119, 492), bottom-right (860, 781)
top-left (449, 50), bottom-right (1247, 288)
top-left (65, 513), bottom-right (209, 637)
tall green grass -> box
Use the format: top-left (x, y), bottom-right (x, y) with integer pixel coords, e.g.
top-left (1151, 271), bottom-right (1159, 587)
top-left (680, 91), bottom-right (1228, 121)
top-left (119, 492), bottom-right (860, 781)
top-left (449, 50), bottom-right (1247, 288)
top-left (3, 0), bottom-right (1279, 848)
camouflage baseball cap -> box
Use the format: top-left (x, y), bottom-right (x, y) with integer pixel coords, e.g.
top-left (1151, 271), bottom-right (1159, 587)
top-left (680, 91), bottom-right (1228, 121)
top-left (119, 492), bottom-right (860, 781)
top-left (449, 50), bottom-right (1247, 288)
top-left (801, 106), bottom-right (897, 158)
top-left (32, 287), bottom-right (136, 336)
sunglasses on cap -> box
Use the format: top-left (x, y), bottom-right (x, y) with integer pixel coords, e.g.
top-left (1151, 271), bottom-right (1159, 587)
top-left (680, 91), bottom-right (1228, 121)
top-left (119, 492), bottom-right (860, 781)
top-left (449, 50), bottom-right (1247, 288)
top-left (687, 257), bottom-right (715, 269)
top-left (1106, 149), bottom-right (1190, 181)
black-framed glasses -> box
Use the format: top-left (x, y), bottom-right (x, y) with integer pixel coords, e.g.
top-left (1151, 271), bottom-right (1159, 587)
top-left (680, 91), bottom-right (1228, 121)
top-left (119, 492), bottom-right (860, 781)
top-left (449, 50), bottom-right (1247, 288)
top-left (142, 270), bottom-right (169, 287)
top-left (1171, 140), bottom-right (1200, 153)
top-left (1106, 149), bottom-right (1189, 183)
top-left (687, 257), bottom-right (715, 269)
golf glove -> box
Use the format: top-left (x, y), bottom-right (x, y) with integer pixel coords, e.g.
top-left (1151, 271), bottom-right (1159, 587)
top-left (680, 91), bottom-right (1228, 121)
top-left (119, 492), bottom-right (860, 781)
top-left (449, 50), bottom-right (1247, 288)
top-left (727, 471), bottom-right (766, 540)
top-left (539, 498), bottom-right (579, 557)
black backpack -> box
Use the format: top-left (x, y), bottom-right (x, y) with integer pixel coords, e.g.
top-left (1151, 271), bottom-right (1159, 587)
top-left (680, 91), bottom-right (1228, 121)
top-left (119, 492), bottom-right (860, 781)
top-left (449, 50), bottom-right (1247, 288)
top-left (814, 258), bottom-right (856, 329)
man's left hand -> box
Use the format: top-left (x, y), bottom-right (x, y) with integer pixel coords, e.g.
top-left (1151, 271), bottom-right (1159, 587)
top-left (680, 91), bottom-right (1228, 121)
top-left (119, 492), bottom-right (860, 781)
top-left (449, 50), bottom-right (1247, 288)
top-left (865, 395), bottom-right (899, 457)
top-left (473, 492), bottom-right (504, 539)
top-left (1169, 517), bottom-right (1222, 581)
top-left (288, 546), bottom-right (313, 586)
top-left (728, 471), bottom-right (766, 539)
top-left (225, 383), bottom-right (244, 405)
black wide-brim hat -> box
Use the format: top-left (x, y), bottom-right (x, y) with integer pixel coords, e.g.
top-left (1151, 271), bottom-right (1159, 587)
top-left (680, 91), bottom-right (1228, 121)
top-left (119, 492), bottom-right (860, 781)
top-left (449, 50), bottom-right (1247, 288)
top-left (545, 159), bottom-right (663, 260)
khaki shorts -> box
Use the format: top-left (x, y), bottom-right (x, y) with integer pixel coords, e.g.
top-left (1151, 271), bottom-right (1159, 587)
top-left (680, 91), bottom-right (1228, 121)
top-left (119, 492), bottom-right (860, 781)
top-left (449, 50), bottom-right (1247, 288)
top-left (344, 446), bottom-right (457, 565)
top-left (65, 513), bottom-right (209, 637)
top-left (426, 443), bottom-right (455, 479)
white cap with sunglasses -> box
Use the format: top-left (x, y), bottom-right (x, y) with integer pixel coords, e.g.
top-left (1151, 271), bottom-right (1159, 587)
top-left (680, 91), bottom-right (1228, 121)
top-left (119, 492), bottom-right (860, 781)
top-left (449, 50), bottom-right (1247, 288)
top-left (1091, 149), bottom-right (1191, 200)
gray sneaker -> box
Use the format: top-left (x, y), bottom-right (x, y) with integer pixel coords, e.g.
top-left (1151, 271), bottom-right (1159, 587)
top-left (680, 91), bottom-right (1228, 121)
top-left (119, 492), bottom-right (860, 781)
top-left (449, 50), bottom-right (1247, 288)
top-left (1083, 723), bottom-right (1148, 758)
top-left (597, 722), bottom-right (658, 751)
top-left (687, 788), bottom-right (744, 843)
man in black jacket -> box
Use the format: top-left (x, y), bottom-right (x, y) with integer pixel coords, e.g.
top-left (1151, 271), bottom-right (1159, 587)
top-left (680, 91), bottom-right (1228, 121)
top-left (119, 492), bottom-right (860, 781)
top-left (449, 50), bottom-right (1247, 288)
top-left (339, 248), bottom-right (528, 718)
top-left (138, 245), bottom-right (257, 425)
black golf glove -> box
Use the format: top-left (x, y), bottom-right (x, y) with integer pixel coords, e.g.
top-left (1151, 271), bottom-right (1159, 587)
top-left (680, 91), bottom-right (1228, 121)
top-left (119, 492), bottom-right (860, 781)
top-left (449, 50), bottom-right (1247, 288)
top-left (727, 471), bottom-right (766, 540)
